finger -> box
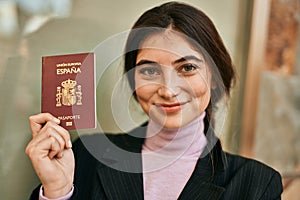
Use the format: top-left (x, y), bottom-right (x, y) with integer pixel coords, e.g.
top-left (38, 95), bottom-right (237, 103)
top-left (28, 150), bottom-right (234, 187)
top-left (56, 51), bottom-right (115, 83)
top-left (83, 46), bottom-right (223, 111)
top-left (47, 137), bottom-right (62, 159)
top-left (29, 113), bottom-right (60, 137)
top-left (38, 121), bottom-right (72, 149)
top-left (46, 126), bottom-right (66, 152)
top-left (37, 136), bottom-right (63, 159)
top-left (33, 123), bottom-right (68, 151)
top-left (48, 123), bottom-right (72, 148)
top-left (26, 135), bottom-right (61, 160)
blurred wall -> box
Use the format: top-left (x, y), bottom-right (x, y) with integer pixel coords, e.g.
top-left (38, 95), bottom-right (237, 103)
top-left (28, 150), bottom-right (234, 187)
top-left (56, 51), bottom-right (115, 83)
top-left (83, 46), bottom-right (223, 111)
top-left (0, 0), bottom-right (246, 199)
top-left (253, 1), bottom-right (300, 198)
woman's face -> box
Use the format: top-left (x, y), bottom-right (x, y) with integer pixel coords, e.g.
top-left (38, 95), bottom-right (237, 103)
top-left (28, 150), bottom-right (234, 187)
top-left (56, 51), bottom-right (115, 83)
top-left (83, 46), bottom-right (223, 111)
top-left (134, 30), bottom-right (212, 129)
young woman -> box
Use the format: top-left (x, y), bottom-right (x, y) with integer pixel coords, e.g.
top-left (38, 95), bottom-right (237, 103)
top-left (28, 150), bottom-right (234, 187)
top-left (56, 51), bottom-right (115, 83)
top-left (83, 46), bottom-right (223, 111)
top-left (26, 2), bottom-right (283, 199)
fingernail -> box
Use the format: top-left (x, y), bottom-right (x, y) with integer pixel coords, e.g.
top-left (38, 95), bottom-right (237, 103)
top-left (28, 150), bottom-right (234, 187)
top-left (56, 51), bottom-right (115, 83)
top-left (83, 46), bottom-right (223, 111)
top-left (67, 140), bottom-right (72, 148)
top-left (53, 117), bottom-right (60, 124)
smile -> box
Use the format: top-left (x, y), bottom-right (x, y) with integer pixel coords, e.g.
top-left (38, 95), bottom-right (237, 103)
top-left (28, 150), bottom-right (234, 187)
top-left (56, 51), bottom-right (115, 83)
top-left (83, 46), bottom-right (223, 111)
top-left (154, 102), bottom-right (187, 113)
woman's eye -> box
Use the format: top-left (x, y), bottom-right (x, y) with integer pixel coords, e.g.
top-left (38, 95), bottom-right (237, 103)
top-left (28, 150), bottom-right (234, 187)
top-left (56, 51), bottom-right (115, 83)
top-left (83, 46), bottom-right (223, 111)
top-left (179, 64), bottom-right (199, 74)
top-left (138, 67), bottom-right (161, 76)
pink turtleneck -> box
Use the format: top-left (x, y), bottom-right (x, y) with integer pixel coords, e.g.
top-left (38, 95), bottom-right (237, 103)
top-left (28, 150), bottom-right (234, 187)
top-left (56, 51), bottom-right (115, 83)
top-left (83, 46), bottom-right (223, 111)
top-left (142, 112), bottom-right (207, 200)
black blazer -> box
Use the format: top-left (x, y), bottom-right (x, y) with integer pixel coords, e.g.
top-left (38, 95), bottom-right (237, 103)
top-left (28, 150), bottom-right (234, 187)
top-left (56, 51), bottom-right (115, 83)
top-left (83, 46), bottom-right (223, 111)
top-left (30, 126), bottom-right (283, 200)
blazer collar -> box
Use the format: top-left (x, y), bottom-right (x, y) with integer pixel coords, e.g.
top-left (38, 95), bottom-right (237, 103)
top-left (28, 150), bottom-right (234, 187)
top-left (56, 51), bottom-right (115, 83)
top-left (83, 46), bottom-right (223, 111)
top-left (178, 139), bottom-right (226, 199)
top-left (95, 126), bottom-right (146, 199)
top-left (96, 126), bottom-right (226, 200)
top-left (96, 158), bottom-right (144, 200)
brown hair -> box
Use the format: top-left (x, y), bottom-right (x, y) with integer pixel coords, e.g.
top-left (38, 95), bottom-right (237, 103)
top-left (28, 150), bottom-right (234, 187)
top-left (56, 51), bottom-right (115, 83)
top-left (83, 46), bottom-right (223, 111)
top-left (124, 2), bottom-right (235, 132)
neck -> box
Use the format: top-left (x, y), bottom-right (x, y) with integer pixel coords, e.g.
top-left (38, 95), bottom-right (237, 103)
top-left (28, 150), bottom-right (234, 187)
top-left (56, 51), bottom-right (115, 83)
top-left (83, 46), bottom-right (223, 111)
top-left (143, 112), bottom-right (207, 156)
top-left (142, 112), bottom-right (207, 172)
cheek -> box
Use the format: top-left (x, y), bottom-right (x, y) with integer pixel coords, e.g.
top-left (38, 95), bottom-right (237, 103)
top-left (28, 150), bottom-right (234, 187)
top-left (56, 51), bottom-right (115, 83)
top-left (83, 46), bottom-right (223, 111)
top-left (193, 85), bottom-right (210, 109)
top-left (135, 78), bottom-right (158, 100)
top-left (187, 74), bottom-right (211, 97)
top-left (188, 75), bottom-right (211, 111)
top-left (192, 84), bottom-right (210, 98)
top-left (135, 72), bottom-right (161, 103)
top-left (135, 84), bottom-right (158, 112)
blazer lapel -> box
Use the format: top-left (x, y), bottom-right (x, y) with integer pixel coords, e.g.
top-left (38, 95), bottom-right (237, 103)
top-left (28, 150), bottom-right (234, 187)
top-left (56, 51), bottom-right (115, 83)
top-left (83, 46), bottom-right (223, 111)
top-left (179, 140), bottom-right (226, 200)
top-left (95, 127), bottom-right (146, 200)
top-left (179, 180), bottom-right (224, 200)
top-left (91, 126), bottom-right (226, 200)
top-left (96, 163), bottom-right (144, 200)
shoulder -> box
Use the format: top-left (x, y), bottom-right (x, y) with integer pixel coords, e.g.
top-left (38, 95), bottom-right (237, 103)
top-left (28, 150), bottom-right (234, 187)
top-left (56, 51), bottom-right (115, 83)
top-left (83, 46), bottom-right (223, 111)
top-left (73, 131), bottom-right (144, 152)
top-left (223, 152), bottom-right (281, 178)
top-left (72, 127), bottom-right (146, 165)
top-left (72, 125), bottom-right (146, 154)
top-left (71, 133), bottom-right (141, 177)
top-left (217, 152), bottom-right (283, 199)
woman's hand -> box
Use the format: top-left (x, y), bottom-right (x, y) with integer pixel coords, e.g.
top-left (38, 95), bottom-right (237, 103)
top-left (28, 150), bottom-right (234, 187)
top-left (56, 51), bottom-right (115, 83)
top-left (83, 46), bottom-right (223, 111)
top-left (25, 113), bottom-right (74, 198)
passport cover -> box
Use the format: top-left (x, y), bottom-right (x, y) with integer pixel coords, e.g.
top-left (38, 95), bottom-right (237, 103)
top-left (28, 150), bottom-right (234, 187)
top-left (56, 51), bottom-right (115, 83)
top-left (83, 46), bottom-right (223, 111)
top-left (42, 52), bottom-right (96, 130)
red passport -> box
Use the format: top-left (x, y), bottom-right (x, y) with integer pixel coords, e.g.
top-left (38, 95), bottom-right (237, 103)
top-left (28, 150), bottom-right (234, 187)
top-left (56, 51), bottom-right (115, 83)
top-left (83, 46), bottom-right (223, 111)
top-left (42, 52), bottom-right (96, 130)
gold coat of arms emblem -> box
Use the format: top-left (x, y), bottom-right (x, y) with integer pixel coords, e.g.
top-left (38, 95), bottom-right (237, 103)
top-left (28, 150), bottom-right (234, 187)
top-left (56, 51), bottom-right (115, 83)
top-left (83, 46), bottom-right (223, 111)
top-left (56, 79), bottom-right (82, 107)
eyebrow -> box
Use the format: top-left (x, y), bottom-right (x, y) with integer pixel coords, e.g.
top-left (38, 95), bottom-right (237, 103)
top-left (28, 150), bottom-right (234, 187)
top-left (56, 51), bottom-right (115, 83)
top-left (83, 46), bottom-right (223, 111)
top-left (135, 60), bottom-right (158, 67)
top-left (136, 55), bottom-right (204, 67)
top-left (173, 55), bottom-right (204, 64)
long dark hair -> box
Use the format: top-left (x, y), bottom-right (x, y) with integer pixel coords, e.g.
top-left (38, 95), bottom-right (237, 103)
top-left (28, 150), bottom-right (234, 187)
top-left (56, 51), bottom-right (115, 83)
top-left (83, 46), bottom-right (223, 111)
top-left (124, 2), bottom-right (235, 133)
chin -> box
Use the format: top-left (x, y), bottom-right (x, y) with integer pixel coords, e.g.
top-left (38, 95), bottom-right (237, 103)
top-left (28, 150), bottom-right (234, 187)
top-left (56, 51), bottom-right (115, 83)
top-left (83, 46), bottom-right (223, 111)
top-left (148, 109), bottom-right (192, 129)
top-left (158, 119), bottom-right (185, 130)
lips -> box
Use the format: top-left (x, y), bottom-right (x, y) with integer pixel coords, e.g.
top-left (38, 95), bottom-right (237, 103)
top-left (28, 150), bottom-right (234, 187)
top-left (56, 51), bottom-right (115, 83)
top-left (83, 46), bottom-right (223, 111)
top-left (154, 102), bottom-right (186, 113)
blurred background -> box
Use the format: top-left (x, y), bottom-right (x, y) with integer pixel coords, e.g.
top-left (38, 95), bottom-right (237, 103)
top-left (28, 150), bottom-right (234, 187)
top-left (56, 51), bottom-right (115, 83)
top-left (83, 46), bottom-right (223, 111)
top-left (0, 0), bottom-right (299, 199)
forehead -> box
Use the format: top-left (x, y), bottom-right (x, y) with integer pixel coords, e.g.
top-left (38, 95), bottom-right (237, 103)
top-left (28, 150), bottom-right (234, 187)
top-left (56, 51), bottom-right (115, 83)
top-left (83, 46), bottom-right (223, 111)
top-left (138, 30), bottom-right (203, 60)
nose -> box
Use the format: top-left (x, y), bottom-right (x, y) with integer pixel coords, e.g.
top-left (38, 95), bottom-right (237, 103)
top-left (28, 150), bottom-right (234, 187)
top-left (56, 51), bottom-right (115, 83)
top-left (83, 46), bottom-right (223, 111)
top-left (157, 69), bottom-right (181, 99)
top-left (158, 86), bottom-right (179, 99)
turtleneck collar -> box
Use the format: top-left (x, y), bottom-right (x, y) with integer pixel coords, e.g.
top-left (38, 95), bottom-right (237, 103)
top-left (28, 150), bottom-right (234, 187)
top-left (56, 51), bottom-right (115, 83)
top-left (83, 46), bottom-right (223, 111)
top-left (142, 112), bottom-right (207, 172)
